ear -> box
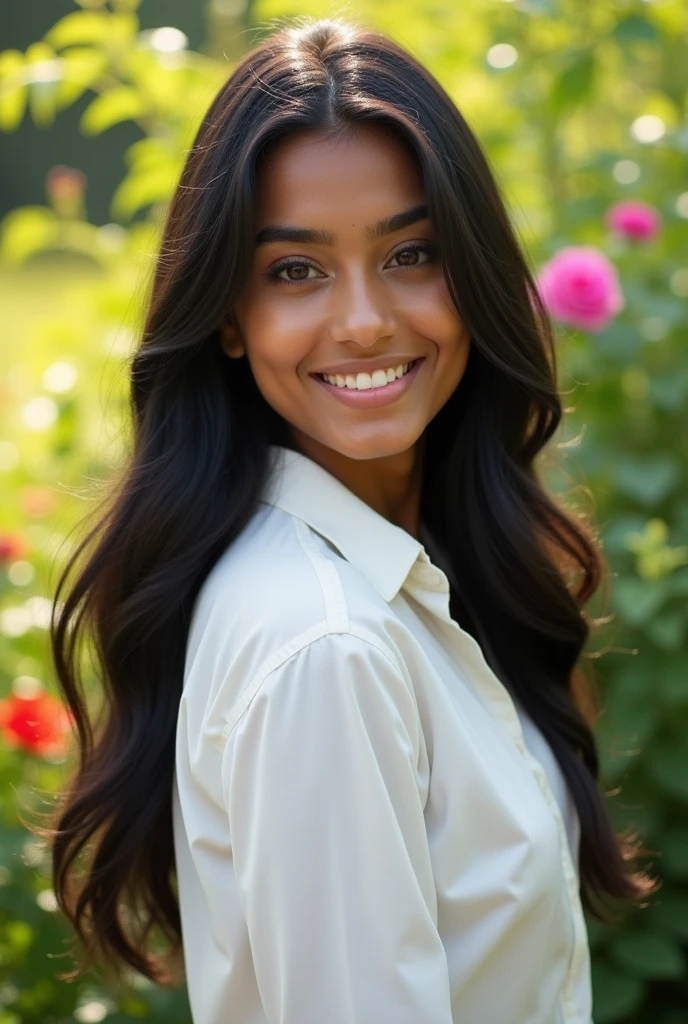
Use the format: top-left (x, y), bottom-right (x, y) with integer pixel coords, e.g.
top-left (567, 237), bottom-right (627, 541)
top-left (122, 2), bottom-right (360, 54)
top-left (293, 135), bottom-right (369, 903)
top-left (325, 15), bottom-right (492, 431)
top-left (218, 316), bottom-right (245, 360)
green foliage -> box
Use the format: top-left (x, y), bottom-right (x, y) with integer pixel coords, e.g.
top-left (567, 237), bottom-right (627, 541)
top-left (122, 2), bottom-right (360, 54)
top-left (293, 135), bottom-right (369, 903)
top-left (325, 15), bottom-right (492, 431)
top-left (0, 0), bottom-right (687, 1020)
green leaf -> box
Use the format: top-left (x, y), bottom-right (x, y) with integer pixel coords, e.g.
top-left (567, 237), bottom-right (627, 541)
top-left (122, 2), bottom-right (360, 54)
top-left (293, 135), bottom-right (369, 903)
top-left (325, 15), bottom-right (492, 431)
top-left (644, 610), bottom-right (686, 651)
top-left (612, 577), bottom-right (670, 625)
top-left (659, 659), bottom-right (688, 707)
top-left (523, 0), bottom-right (558, 15)
top-left (124, 136), bottom-right (173, 171)
top-left (0, 206), bottom-right (59, 264)
top-left (0, 50), bottom-right (27, 131)
top-left (549, 53), bottom-right (596, 114)
top-left (56, 47), bottom-right (107, 108)
top-left (111, 165), bottom-right (180, 220)
top-left (648, 738), bottom-right (688, 802)
top-left (5, 919), bottom-right (32, 952)
top-left (611, 930), bottom-right (685, 979)
top-left (25, 42), bottom-right (59, 129)
top-left (45, 10), bottom-right (111, 49)
top-left (613, 454), bottom-right (681, 506)
top-left (613, 15), bottom-right (660, 46)
top-left (602, 515), bottom-right (648, 555)
top-left (597, 673), bottom-right (660, 758)
top-left (671, 568), bottom-right (688, 597)
top-left (649, 366), bottom-right (688, 411)
top-left (591, 960), bottom-right (645, 1022)
top-left (80, 86), bottom-right (145, 134)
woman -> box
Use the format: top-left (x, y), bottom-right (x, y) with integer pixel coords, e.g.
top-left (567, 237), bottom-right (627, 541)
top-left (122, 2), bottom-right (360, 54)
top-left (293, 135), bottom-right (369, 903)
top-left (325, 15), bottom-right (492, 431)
top-left (46, 16), bottom-right (650, 1024)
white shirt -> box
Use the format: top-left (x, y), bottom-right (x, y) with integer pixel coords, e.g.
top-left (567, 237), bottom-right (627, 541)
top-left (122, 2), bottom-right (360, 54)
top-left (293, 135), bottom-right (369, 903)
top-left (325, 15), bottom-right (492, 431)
top-left (172, 443), bottom-right (593, 1024)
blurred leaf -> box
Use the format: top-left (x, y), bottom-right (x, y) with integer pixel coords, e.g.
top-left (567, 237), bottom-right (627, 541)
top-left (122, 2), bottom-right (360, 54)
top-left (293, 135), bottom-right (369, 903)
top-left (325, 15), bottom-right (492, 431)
top-left (611, 931), bottom-right (685, 979)
top-left (598, 674), bottom-right (661, 759)
top-left (0, 50), bottom-right (27, 131)
top-left (0, 207), bottom-right (59, 264)
top-left (602, 514), bottom-right (648, 555)
top-left (613, 455), bottom-right (681, 506)
top-left (613, 16), bottom-right (660, 46)
top-left (644, 610), bottom-right (686, 651)
top-left (670, 568), bottom-right (688, 597)
top-left (25, 42), bottom-right (59, 129)
top-left (111, 165), bottom-right (180, 220)
top-left (660, 660), bottom-right (688, 708)
top-left (56, 48), bottom-right (108, 108)
top-left (5, 918), bottom-right (32, 952)
top-left (80, 86), bottom-right (145, 134)
top-left (523, 0), bottom-right (558, 15)
top-left (612, 577), bottom-right (671, 625)
top-left (45, 10), bottom-right (112, 49)
top-left (648, 366), bottom-right (688, 411)
top-left (593, 322), bottom-right (642, 360)
top-left (549, 53), bottom-right (596, 114)
top-left (624, 518), bottom-right (688, 580)
top-left (591, 959), bottom-right (645, 1022)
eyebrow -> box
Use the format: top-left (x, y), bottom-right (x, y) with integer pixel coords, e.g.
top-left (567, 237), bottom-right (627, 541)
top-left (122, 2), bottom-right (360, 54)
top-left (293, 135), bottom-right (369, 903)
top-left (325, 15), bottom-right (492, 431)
top-left (254, 203), bottom-right (429, 248)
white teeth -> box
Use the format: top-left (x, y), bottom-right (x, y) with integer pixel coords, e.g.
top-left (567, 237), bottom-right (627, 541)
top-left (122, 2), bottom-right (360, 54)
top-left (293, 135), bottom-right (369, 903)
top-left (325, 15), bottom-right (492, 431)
top-left (322, 362), bottom-right (414, 390)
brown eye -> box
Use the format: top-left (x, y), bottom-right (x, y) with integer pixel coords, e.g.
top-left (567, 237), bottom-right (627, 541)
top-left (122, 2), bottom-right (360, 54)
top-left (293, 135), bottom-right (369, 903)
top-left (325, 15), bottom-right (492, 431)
top-left (284, 264), bottom-right (310, 280)
top-left (263, 259), bottom-right (322, 285)
top-left (387, 243), bottom-right (435, 269)
top-left (395, 249), bottom-right (420, 266)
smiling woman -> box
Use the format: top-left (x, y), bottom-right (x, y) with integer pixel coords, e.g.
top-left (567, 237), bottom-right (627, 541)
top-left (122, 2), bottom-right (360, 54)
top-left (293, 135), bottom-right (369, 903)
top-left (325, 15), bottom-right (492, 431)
top-left (218, 124), bottom-right (470, 504)
top-left (43, 15), bottom-right (651, 1024)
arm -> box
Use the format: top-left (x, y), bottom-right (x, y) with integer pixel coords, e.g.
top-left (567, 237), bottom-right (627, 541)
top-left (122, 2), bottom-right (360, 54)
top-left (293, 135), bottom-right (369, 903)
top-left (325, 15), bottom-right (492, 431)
top-left (221, 629), bottom-right (453, 1024)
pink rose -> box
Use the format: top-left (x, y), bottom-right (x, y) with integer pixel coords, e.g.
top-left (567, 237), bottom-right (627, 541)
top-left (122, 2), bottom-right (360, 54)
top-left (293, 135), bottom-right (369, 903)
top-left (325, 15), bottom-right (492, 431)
top-left (536, 246), bottom-right (625, 332)
top-left (606, 200), bottom-right (662, 242)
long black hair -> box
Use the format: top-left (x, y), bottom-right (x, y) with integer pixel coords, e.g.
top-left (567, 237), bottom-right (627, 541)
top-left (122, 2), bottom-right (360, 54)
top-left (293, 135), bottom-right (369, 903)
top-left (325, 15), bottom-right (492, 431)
top-left (39, 15), bottom-right (651, 989)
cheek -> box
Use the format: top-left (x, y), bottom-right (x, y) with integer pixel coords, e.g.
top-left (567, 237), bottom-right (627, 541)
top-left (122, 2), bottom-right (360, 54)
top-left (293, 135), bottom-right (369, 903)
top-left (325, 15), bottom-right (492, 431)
top-left (402, 278), bottom-right (467, 352)
top-left (241, 292), bottom-right (316, 373)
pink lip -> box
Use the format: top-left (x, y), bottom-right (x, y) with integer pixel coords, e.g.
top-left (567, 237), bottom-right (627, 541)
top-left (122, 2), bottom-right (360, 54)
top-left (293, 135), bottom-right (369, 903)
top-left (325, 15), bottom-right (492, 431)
top-left (309, 358), bottom-right (424, 408)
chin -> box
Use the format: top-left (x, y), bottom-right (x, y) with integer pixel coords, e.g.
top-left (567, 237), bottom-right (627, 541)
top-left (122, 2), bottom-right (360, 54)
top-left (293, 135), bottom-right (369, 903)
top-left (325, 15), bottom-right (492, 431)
top-left (328, 433), bottom-right (420, 461)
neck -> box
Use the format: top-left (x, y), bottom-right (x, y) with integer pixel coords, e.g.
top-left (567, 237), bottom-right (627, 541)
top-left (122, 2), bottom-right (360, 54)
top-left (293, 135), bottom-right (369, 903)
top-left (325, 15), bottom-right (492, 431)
top-left (288, 431), bottom-right (425, 540)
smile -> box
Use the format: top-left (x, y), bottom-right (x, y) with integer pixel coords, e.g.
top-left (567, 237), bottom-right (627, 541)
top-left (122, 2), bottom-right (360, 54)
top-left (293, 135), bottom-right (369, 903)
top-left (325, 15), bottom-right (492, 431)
top-left (310, 357), bottom-right (425, 409)
top-left (317, 360), bottom-right (418, 391)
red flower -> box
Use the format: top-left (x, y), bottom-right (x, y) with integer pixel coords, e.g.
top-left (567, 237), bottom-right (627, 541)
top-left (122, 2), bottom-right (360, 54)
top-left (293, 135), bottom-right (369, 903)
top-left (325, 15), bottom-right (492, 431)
top-left (0, 691), bottom-right (73, 757)
top-left (0, 532), bottom-right (29, 562)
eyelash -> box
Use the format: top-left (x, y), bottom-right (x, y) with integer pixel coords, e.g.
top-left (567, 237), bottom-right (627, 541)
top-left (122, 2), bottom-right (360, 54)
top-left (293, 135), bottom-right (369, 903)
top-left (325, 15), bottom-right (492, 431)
top-left (263, 242), bottom-right (437, 286)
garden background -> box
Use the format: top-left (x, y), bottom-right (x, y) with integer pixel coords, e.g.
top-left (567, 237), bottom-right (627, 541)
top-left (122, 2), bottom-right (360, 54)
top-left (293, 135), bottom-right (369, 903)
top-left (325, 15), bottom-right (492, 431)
top-left (0, 0), bottom-right (687, 1021)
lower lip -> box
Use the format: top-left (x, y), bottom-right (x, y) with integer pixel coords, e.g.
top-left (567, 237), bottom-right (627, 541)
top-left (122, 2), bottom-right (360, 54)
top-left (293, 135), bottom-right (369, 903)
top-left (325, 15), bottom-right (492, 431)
top-left (309, 359), bottom-right (425, 408)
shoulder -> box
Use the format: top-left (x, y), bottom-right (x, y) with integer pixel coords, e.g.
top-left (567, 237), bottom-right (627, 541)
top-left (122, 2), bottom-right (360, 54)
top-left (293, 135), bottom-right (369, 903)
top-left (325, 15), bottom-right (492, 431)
top-left (182, 503), bottom-right (405, 743)
top-left (224, 625), bottom-right (417, 751)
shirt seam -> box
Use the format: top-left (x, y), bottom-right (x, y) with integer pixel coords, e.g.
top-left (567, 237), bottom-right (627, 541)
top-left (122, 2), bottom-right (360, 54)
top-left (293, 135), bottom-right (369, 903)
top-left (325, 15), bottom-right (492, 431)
top-left (216, 621), bottom-right (413, 749)
top-left (292, 516), bottom-right (350, 632)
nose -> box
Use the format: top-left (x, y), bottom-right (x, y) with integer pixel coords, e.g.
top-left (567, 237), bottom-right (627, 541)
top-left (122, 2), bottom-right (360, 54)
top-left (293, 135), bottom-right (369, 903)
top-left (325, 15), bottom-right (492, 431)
top-left (328, 268), bottom-right (398, 347)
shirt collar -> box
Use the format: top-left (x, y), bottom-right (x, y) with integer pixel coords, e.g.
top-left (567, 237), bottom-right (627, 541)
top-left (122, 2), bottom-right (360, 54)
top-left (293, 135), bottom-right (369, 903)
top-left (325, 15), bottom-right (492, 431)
top-left (261, 444), bottom-right (425, 603)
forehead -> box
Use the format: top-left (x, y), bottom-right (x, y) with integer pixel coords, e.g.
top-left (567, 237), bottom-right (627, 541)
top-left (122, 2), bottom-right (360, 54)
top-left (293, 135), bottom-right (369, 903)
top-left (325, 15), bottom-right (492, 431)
top-left (253, 124), bottom-right (425, 226)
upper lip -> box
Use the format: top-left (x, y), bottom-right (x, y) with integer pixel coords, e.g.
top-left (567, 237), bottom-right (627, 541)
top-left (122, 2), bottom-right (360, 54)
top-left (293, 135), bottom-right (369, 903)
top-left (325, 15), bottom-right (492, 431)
top-left (311, 356), bottom-right (423, 377)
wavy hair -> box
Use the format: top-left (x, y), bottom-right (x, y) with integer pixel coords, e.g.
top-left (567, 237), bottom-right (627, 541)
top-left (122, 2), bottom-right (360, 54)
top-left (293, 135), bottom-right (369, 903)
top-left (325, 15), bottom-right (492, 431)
top-left (37, 15), bottom-right (651, 989)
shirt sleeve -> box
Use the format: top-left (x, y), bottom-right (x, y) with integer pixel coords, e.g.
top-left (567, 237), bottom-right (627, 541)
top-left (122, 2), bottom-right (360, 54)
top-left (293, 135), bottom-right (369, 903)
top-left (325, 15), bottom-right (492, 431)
top-left (221, 629), bottom-right (453, 1024)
